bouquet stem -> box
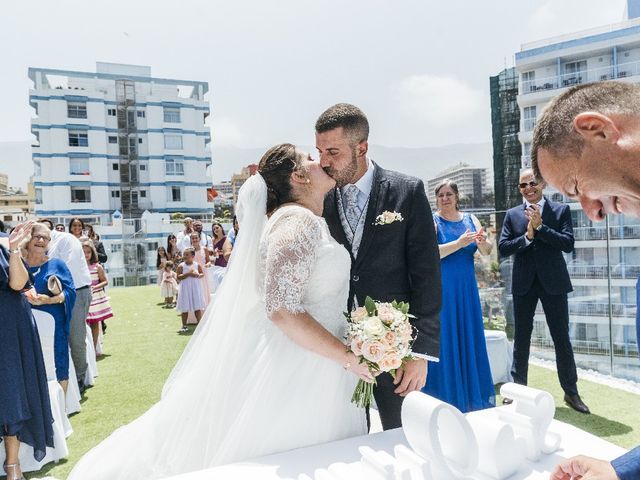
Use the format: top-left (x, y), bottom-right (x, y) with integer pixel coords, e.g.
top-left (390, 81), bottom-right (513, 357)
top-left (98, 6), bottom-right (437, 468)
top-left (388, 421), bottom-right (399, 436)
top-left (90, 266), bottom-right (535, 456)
top-left (351, 379), bottom-right (376, 408)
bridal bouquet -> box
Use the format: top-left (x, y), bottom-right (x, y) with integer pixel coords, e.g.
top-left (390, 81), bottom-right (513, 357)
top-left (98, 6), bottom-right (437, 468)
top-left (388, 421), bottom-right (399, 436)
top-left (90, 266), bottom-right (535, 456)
top-left (346, 297), bottom-right (416, 408)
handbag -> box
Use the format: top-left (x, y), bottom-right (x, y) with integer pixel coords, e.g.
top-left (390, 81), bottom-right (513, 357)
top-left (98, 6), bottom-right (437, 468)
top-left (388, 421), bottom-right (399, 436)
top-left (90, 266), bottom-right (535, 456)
top-left (47, 275), bottom-right (63, 296)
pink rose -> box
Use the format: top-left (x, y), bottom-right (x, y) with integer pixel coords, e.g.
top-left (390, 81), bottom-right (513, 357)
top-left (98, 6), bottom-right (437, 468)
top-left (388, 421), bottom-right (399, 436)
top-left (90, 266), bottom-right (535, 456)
top-left (362, 340), bottom-right (386, 363)
top-left (351, 307), bottom-right (368, 323)
top-left (350, 338), bottom-right (364, 356)
top-left (382, 330), bottom-right (398, 347)
top-left (379, 353), bottom-right (402, 372)
top-left (377, 304), bottom-right (395, 324)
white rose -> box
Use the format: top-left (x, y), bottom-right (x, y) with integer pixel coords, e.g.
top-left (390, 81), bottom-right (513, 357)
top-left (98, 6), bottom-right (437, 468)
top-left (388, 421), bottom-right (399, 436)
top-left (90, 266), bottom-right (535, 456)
top-left (363, 316), bottom-right (385, 338)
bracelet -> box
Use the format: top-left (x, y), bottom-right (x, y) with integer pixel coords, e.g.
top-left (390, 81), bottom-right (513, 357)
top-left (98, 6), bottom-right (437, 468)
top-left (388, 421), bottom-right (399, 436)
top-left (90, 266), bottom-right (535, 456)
top-left (9, 248), bottom-right (20, 254)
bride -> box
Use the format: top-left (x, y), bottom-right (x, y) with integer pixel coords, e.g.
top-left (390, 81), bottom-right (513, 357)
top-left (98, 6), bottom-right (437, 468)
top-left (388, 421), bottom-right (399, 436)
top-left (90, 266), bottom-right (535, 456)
top-left (69, 143), bottom-right (371, 479)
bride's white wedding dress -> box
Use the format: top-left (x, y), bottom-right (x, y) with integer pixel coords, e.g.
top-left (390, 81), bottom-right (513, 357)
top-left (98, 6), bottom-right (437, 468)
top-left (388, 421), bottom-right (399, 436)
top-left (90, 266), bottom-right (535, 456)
top-left (69, 175), bottom-right (366, 480)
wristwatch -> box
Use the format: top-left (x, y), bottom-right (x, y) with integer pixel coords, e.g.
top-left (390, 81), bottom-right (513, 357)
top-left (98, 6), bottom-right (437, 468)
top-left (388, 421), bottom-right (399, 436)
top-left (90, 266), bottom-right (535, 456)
top-left (535, 223), bottom-right (543, 231)
top-left (9, 248), bottom-right (21, 254)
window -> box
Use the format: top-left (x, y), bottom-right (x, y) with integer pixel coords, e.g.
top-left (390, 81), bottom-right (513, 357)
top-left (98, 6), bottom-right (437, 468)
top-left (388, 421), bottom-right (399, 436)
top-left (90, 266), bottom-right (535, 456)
top-left (35, 188), bottom-right (42, 205)
top-left (147, 241), bottom-right (158, 251)
top-left (164, 135), bottom-right (183, 150)
top-left (108, 108), bottom-right (116, 116)
top-left (137, 110), bottom-right (146, 118)
top-left (165, 158), bottom-right (184, 176)
top-left (70, 156), bottom-right (90, 175)
top-left (112, 163), bottom-right (119, 171)
top-left (111, 190), bottom-right (120, 198)
top-left (127, 137), bottom-right (137, 155)
top-left (108, 136), bottom-right (118, 144)
top-left (139, 163), bottom-right (146, 171)
top-left (113, 277), bottom-right (124, 287)
top-left (71, 187), bottom-right (91, 203)
top-left (34, 159), bottom-right (42, 177)
top-left (138, 137), bottom-right (143, 144)
top-left (69, 131), bottom-right (88, 147)
top-left (522, 70), bottom-right (536, 92)
top-left (111, 243), bottom-right (122, 253)
top-left (140, 190), bottom-right (147, 198)
top-left (163, 107), bottom-right (181, 123)
top-left (168, 186), bottom-right (184, 202)
top-left (523, 106), bottom-right (537, 132)
top-left (67, 102), bottom-right (87, 119)
top-left (564, 60), bottom-right (587, 75)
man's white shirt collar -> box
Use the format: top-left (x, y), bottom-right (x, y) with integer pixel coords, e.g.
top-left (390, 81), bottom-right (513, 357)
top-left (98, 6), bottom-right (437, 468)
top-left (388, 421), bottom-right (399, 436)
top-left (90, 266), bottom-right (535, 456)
top-left (341, 158), bottom-right (375, 210)
top-left (525, 197), bottom-right (545, 212)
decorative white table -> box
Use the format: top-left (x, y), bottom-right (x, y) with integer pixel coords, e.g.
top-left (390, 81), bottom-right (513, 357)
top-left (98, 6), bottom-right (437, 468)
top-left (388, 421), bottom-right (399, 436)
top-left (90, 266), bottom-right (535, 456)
top-left (164, 420), bottom-right (626, 480)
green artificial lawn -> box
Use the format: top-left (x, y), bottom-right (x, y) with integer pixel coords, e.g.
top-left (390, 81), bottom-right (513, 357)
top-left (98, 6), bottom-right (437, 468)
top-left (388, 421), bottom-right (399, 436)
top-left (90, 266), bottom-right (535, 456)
top-left (28, 285), bottom-right (640, 479)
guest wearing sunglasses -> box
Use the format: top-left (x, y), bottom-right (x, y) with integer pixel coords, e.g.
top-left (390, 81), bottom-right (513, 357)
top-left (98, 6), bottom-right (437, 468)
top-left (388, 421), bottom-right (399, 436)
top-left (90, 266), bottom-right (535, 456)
top-left (498, 169), bottom-right (589, 414)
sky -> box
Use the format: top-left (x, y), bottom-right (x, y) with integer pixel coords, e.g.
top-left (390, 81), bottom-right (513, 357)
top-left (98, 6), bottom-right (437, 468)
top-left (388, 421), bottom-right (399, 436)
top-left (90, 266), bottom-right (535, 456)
top-left (0, 1), bottom-right (628, 152)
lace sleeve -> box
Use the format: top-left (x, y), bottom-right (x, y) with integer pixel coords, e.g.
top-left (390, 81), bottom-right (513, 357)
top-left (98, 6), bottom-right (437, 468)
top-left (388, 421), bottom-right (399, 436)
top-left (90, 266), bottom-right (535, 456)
top-left (263, 209), bottom-right (322, 317)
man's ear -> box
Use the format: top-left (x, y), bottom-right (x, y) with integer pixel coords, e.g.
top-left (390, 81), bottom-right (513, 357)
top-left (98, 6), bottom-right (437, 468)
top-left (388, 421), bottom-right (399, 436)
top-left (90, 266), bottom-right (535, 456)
top-left (357, 140), bottom-right (368, 158)
top-left (573, 112), bottom-right (620, 144)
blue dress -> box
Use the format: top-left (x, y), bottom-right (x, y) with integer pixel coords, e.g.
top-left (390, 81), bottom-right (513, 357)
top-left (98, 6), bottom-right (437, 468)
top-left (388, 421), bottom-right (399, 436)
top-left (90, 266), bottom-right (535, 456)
top-left (422, 213), bottom-right (495, 413)
top-left (0, 245), bottom-right (54, 461)
top-left (29, 258), bottom-right (76, 382)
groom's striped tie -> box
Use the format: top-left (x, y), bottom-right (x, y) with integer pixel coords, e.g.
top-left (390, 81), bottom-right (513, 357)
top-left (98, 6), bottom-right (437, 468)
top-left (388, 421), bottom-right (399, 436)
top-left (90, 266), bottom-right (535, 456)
top-left (343, 184), bottom-right (362, 234)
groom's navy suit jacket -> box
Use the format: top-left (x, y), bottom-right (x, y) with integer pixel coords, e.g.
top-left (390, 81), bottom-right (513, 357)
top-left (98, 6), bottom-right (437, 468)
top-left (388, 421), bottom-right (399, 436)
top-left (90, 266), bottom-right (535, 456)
top-left (323, 164), bottom-right (441, 358)
top-left (498, 197), bottom-right (574, 296)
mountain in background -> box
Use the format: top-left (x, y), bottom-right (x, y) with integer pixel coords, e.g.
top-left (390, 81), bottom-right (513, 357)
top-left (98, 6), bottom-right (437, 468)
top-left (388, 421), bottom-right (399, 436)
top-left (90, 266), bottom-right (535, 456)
top-left (0, 141), bottom-right (494, 190)
top-left (212, 142), bottom-right (494, 187)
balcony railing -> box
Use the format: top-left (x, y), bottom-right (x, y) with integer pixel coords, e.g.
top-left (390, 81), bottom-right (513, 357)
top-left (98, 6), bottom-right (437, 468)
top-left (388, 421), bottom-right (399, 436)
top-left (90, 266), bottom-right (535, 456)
top-left (537, 302), bottom-right (637, 317)
top-left (566, 264), bottom-right (640, 279)
top-left (574, 225), bottom-right (640, 241)
top-left (521, 60), bottom-right (640, 94)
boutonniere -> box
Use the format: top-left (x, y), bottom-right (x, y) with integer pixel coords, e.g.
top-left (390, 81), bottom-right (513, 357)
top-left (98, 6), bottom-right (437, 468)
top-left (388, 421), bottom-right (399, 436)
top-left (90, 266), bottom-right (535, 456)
top-left (374, 211), bottom-right (404, 225)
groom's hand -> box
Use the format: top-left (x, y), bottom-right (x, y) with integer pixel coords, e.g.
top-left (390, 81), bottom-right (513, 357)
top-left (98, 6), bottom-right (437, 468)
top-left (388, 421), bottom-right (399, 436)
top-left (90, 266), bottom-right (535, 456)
top-left (393, 358), bottom-right (427, 396)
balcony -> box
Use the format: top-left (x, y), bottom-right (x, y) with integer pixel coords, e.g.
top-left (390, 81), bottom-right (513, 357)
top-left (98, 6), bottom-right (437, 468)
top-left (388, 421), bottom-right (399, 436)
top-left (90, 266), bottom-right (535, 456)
top-left (521, 60), bottom-right (640, 94)
top-left (574, 225), bottom-right (640, 241)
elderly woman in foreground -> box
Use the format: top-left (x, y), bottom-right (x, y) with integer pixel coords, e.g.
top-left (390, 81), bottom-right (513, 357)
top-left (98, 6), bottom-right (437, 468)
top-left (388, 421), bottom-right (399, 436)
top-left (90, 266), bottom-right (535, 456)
top-left (0, 222), bottom-right (54, 480)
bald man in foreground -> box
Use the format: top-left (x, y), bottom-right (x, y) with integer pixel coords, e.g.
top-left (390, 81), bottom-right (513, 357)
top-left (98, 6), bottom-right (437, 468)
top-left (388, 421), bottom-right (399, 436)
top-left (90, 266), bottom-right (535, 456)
top-left (531, 80), bottom-right (640, 480)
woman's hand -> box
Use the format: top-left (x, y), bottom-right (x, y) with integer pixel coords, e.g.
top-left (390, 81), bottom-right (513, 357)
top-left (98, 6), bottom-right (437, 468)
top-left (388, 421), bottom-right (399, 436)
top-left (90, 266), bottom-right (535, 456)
top-left (8, 221), bottom-right (34, 250)
top-left (27, 293), bottom-right (53, 306)
top-left (474, 227), bottom-right (489, 245)
top-left (456, 229), bottom-right (476, 248)
top-left (345, 351), bottom-right (376, 383)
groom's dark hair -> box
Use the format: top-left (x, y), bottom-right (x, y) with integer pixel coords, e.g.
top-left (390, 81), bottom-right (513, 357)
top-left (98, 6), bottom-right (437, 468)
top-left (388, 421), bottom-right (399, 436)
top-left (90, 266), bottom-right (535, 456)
top-left (315, 103), bottom-right (369, 147)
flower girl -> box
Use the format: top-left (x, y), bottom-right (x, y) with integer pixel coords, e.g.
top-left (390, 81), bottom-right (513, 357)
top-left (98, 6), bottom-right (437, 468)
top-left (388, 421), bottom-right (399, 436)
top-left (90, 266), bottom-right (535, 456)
top-left (160, 261), bottom-right (178, 308)
top-left (175, 248), bottom-right (205, 333)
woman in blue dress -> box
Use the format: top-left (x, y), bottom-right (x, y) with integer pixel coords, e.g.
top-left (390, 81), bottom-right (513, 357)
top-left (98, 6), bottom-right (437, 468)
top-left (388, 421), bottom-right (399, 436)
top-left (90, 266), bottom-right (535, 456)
top-left (422, 180), bottom-right (495, 413)
top-left (0, 222), bottom-right (53, 479)
top-left (23, 222), bottom-right (76, 393)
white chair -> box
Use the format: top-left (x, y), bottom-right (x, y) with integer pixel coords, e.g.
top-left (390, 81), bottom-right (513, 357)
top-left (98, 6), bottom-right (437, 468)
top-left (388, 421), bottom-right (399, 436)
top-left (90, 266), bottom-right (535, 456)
top-left (85, 325), bottom-right (98, 386)
top-left (484, 330), bottom-right (514, 384)
top-left (31, 309), bottom-right (81, 414)
top-left (66, 354), bottom-right (82, 414)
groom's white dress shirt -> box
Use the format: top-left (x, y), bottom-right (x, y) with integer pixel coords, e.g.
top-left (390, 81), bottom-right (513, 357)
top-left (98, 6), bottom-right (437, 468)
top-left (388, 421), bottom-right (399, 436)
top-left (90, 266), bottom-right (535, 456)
top-left (341, 157), bottom-right (375, 212)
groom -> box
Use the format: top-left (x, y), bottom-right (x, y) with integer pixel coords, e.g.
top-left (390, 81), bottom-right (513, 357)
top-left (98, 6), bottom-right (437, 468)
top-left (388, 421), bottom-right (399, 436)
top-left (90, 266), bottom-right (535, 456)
top-left (317, 103), bottom-right (441, 430)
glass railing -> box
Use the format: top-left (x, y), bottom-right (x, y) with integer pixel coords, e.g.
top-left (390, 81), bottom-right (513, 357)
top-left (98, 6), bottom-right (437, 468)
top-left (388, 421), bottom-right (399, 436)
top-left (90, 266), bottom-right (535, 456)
top-left (478, 209), bottom-right (640, 383)
top-left (521, 60), bottom-right (640, 94)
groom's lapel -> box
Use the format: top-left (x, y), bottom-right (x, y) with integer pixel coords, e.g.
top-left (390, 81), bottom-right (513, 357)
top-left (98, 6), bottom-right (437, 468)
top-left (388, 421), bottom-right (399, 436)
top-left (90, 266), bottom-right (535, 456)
top-left (354, 165), bottom-right (388, 268)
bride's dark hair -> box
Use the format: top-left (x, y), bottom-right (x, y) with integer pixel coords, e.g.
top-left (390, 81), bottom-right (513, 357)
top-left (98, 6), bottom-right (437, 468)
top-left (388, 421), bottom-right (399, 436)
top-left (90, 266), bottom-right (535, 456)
top-left (258, 143), bottom-right (306, 214)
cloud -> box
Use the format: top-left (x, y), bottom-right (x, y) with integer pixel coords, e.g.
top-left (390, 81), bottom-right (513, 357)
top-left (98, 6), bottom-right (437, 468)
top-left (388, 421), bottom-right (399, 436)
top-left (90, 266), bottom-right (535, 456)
top-left (209, 116), bottom-right (245, 147)
top-left (392, 74), bottom-right (484, 125)
top-left (527, 0), bottom-right (626, 40)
